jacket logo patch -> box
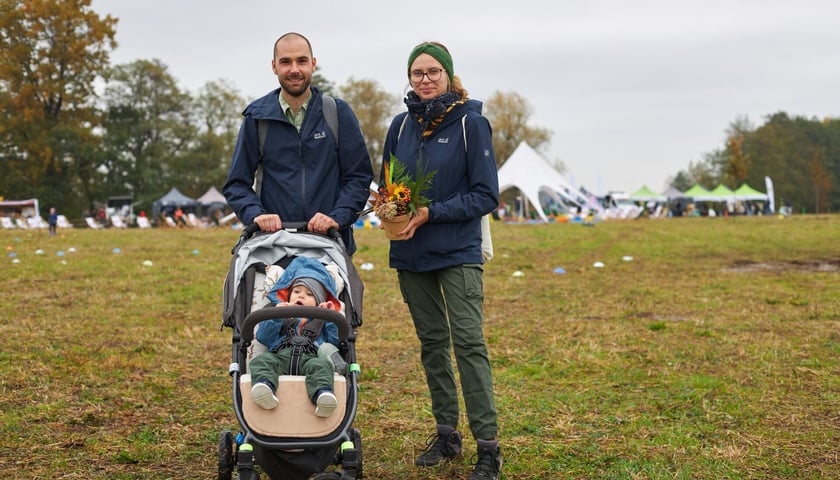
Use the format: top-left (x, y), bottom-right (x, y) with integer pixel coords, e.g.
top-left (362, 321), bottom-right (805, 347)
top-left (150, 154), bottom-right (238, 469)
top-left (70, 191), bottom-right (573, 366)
top-left (437, 137), bottom-right (449, 144)
top-left (314, 131), bottom-right (327, 140)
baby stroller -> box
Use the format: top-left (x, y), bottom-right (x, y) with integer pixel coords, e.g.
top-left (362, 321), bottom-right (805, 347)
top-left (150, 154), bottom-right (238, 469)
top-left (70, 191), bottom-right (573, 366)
top-left (219, 223), bottom-right (364, 480)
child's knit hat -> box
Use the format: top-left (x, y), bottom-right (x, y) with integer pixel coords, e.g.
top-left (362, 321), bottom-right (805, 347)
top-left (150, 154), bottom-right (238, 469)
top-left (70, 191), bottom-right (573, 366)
top-left (291, 277), bottom-right (327, 305)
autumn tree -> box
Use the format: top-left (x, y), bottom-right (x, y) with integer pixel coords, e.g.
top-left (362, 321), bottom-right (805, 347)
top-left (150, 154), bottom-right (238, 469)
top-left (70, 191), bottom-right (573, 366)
top-left (679, 112), bottom-right (840, 213)
top-left (672, 149), bottom-right (724, 190)
top-left (808, 150), bottom-right (832, 213)
top-left (724, 116), bottom-right (754, 186)
top-left (100, 59), bottom-right (193, 205)
top-left (338, 77), bottom-right (399, 177)
top-left (0, 0), bottom-right (116, 212)
top-left (179, 79), bottom-right (245, 196)
top-left (741, 112), bottom-right (838, 213)
top-left (483, 91), bottom-right (552, 168)
top-left (667, 171), bottom-right (694, 192)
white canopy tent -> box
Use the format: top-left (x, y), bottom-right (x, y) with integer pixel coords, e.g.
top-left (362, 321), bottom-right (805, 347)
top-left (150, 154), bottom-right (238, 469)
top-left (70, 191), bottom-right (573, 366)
top-left (497, 142), bottom-right (586, 222)
top-left (197, 186), bottom-right (227, 207)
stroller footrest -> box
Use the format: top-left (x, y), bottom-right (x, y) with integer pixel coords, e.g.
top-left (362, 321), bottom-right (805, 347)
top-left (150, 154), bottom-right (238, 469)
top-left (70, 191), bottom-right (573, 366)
top-left (240, 374), bottom-right (346, 438)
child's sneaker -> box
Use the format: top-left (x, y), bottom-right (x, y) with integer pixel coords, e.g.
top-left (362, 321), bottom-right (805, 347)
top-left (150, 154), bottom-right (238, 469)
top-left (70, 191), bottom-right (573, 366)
top-left (315, 390), bottom-right (337, 417)
top-left (251, 381), bottom-right (278, 410)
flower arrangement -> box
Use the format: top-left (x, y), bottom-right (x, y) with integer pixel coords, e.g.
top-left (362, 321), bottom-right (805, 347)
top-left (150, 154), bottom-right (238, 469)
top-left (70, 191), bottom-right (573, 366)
top-left (369, 154), bottom-right (436, 221)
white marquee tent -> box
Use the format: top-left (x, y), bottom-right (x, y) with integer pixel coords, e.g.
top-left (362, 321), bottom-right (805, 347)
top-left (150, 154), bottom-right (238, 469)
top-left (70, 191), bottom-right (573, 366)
top-left (497, 142), bottom-right (588, 222)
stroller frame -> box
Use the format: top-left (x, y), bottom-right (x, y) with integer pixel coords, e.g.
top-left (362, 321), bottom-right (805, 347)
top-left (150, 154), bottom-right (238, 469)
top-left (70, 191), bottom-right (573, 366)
top-left (220, 224), bottom-right (364, 480)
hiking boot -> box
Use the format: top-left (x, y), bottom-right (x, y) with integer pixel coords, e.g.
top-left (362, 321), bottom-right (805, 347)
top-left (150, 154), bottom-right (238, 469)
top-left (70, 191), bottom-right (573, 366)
top-left (469, 440), bottom-right (502, 480)
top-left (415, 425), bottom-right (462, 466)
top-left (315, 391), bottom-right (338, 417)
top-left (251, 381), bottom-right (278, 410)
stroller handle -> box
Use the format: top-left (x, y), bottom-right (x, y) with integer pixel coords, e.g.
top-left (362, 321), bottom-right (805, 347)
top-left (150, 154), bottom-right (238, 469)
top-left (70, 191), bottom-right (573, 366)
top-left (240, 305), bottom-right (350, 344)
top-left (232, 222), bottom-right (341, 254)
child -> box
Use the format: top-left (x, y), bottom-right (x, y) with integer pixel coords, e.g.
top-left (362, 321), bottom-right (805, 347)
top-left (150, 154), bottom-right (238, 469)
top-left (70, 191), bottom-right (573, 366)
top-left (48, 207), bottom-right (58, 237)
top-left (249, 256), bottom-right (343, 417)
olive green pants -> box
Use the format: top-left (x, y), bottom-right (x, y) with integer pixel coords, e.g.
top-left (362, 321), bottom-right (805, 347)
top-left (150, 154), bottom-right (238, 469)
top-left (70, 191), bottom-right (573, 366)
top-left (398, 265), bottom-right (498, 440)
top-left (250, 348), bottom-right (333, 401)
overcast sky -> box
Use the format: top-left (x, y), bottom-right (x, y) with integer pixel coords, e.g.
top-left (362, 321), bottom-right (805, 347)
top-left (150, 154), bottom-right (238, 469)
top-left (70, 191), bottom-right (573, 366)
top-left (91, 0), bottom-right (839, 195)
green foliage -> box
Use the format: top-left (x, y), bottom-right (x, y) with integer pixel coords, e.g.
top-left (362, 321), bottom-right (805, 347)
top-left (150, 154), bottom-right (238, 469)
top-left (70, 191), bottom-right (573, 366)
top-left (0, 0), bottom-right (116, 210)
top-left (484, 91), bottom-right (553, 168)
top-left (338, 77), bottom-right (399, 175)
top-left (672, 113), bottom-right (839, 213)
top-left (373, 154), bottom-right (437, 218)
top-left (387, 153), bottom-right (436, 211)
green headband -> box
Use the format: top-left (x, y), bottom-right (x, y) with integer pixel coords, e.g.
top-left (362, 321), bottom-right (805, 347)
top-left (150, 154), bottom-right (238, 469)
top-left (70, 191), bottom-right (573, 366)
top-left (407, 43), bottom-right (454, 83)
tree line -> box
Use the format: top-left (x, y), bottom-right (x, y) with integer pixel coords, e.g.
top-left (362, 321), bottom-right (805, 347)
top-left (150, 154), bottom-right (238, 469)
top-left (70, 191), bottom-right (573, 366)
top-left (0, 0), bottom-right (552, 218)
top-left (670, 114), bottom-right (838, 213)
top-left (1, 0), bottom-right (835, 218)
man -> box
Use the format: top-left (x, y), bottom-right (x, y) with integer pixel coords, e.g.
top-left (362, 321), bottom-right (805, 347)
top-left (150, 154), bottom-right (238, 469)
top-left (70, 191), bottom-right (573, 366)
top-left (223, 32), bottom-right (373, 254)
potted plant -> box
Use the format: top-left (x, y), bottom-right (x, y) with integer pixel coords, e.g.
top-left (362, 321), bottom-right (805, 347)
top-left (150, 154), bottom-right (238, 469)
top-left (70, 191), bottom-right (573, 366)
top-left (368, 154), bottom-right (436, 240)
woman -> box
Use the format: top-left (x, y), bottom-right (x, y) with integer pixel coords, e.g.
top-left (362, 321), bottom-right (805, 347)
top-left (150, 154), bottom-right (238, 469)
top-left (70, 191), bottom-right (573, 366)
top-left (380, 41), bottom-right (501, 480)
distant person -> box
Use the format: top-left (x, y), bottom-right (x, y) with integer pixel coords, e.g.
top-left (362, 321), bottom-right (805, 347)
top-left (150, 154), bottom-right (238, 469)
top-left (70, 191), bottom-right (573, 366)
top-left (380, 41), bottom-right (501, 480)
top-left (48, 207), bottom-right (58, 236)
top-left (249, 257), bottom-right (343, 418)
top-left (223, 32), bottom-right (373, 254)
top-left (174, 207), bottom-right (187, 226)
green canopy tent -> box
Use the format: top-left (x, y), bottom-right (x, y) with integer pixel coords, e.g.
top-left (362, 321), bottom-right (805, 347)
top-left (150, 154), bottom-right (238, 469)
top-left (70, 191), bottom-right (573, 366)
top-left (733, 183), bottom-right (768, 201)
top-left (707, 184), bottom-right (735, 202)
top-left (630, 185), bottom-right (667, 202)
top-left (683, 184), bottom-right (715, 201)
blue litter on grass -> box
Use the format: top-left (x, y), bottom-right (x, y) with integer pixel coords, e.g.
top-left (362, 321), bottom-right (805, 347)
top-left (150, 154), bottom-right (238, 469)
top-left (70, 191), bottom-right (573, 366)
top-left (192, 249), bottom-right (200, 255)
top-left (553, 267), bottom-right (566, 274)
top-left (8, 252), bottom-right (16, 258)
top-left (57, 251), bottom-right (64, 256)
top-left (112, 248), bottom-right (121, 254)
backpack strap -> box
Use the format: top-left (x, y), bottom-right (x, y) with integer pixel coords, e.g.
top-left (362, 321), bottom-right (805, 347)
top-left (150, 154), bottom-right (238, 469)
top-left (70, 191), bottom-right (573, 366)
top-left (397, 113), bottom-right (409, 141)
top-left (254, 95), bottom-right (339, 196)
top-left (462, 114), bottom-right (468, 153)
top-left (321, 95), bottom-right (339, 143)
top-left (255, 120), bottom-right (268, 196)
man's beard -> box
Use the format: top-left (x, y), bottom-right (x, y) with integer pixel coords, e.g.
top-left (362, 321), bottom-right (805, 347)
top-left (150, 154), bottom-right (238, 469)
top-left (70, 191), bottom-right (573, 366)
top-left (280, 75), bottom-right (311, 97)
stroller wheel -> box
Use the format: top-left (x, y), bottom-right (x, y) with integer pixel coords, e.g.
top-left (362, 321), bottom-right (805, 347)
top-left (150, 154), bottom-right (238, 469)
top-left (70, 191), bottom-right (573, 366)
top-left (312, 473), bottom-right (341, 480)
top-left (218, 430), bottom-right (234, 480)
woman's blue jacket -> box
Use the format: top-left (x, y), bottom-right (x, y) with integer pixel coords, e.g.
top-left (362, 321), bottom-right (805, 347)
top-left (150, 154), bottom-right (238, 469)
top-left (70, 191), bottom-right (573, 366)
top-left (381, 99), bottom-right (499, 272)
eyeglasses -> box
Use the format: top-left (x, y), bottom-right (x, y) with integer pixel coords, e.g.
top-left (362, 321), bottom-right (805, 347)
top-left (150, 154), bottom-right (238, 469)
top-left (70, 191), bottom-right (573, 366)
top-left (410, 67), bottom-right (445, 83)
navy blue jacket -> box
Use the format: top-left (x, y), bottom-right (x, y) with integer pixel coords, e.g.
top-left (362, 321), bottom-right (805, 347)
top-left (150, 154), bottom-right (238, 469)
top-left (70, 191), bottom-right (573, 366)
top-left (381, 99), bottom-right (499, 272)
top-left (257, 257), bottom-right (341, 352)
top-left (223, 87), bottom-right (373, 254)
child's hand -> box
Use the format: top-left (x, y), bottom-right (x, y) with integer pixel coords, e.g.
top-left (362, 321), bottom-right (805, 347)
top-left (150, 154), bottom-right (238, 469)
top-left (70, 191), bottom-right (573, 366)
top-left (318, 300), bottom-right (335, 310)
top-left (274, 301), bottom-right (291, 307)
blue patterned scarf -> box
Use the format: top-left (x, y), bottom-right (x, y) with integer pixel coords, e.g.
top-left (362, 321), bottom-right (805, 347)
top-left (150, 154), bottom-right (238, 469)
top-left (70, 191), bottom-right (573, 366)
top-left (405, 91), bottom-right (464, 138)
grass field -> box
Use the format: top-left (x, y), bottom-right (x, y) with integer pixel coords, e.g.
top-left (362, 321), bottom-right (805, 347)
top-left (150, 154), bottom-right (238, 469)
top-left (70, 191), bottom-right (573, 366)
top-left (1, 215), bottom-right (838, 479)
